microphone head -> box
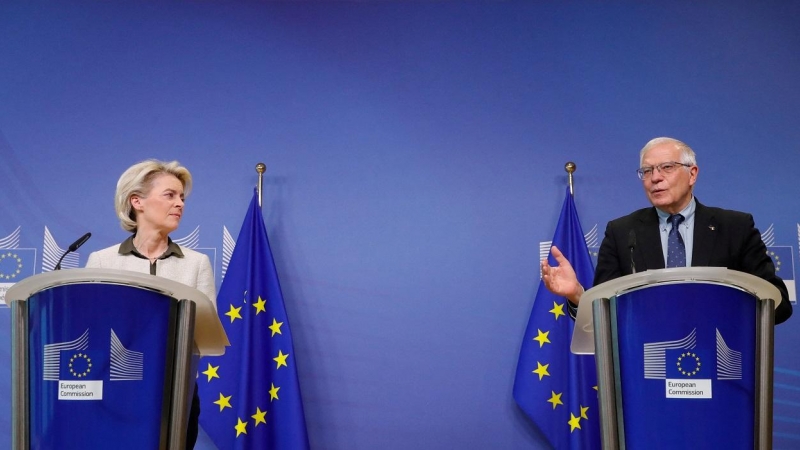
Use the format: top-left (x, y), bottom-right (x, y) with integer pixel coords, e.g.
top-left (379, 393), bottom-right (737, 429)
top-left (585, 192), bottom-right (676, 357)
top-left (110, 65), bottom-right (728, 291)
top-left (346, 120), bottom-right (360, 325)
top-left (68, 232), bottom-right (92, 252)
top-left (56, 232), bottom-right (92, 270)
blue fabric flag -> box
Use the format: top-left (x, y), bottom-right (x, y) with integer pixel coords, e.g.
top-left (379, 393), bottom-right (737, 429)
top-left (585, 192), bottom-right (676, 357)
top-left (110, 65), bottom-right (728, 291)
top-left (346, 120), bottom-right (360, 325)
top-left (199, 190), bottom-right (310, 450)
top-left (513, 186), bottom-right (600, 449)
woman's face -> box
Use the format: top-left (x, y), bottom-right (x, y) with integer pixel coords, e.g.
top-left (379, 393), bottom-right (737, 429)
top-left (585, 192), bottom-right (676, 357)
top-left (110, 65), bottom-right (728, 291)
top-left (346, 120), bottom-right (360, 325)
top-left (131, 173), bottom-right (185, 235)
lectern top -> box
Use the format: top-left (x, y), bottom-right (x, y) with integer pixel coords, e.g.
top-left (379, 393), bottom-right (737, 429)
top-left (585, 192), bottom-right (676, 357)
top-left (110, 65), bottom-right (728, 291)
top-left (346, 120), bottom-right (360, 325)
top-left (6, 268), bottom-right (229, 356)
top-left (571, 267), bottom-right (782, 355)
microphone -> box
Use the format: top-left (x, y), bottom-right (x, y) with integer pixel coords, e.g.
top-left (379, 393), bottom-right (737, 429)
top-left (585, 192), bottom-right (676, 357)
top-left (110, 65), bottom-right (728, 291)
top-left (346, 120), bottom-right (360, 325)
top-left (627, 230), bottom-right (637, 274)
top-left (54, 232), bottom-right (92, 270)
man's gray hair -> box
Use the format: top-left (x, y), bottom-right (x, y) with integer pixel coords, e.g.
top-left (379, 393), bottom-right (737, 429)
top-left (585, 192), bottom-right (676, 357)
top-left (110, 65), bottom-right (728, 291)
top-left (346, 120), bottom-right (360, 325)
top-left (639, 137), bottom-right (697, 167)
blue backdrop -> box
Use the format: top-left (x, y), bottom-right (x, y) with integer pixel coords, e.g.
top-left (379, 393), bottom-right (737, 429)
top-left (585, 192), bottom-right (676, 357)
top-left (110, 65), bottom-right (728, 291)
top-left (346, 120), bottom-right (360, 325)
top-left (1, 1), bottom-right (798, 448)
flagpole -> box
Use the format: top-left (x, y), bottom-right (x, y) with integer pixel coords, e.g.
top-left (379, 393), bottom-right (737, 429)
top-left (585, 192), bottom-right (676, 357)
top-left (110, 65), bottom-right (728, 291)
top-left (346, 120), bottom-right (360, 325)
top-left (256, 162), bottom-right (266, 209)
top-left (565, 161), bottom-right (576, 196)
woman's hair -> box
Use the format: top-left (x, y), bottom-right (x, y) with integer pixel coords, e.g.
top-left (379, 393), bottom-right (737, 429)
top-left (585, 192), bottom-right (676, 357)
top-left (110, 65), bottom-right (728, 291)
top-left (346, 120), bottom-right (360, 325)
top-left (114, 159), bottom-right (192, 232)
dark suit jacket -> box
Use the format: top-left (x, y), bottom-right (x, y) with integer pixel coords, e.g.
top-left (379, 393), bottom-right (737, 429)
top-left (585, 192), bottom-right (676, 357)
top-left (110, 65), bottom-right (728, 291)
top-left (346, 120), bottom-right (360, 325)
top-left (593, 199), bottom-right (792, 324)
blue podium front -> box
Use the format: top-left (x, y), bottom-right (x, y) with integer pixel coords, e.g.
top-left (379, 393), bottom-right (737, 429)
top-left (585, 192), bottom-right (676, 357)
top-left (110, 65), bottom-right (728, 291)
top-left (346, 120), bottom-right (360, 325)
top-left (26, 283), bottom-right (178, 449)
top-left (613, 283), bottom-right (757, 449)
top-left (6, 269), bottom-right (228, 450)
top-left (572, 268), bottom-right (780, 450)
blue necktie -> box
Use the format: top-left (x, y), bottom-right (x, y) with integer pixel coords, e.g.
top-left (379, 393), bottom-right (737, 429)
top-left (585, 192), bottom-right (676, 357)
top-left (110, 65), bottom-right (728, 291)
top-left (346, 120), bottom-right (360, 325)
top-left (667, 214), bottom-right (686, 268)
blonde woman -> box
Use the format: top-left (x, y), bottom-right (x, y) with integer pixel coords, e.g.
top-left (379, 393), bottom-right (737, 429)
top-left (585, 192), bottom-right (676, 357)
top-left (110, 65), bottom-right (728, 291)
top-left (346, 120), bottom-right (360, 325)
top-left (86, 159), bottom-right (215, 449)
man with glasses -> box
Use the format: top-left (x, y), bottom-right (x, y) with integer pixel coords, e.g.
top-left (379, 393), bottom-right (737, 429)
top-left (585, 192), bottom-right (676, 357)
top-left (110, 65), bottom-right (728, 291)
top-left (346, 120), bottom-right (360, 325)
top-left (541, 136), bottom-right (792, 324)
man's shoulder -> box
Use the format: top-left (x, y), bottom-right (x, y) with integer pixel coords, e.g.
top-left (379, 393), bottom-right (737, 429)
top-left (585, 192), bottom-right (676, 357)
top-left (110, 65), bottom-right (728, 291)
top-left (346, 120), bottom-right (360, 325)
top-left (695, 202), bottom-right (753, 223)
top-left (605, 201), bottom-right (755, 226)
top-left (608, 206), bottom-right (656, 227)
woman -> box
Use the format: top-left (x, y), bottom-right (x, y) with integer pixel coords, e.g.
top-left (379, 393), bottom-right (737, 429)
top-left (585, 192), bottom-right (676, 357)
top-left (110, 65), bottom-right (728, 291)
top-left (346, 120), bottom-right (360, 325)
top-left (86, 159), bottom-right (215, 449)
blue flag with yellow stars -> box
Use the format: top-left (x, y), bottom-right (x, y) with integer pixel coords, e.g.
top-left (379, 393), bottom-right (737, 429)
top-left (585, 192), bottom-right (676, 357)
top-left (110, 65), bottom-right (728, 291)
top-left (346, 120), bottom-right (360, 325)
top-left (198, 189), bottom-right (309, 450)
top-left (513, 186), bottom-right (600, 449)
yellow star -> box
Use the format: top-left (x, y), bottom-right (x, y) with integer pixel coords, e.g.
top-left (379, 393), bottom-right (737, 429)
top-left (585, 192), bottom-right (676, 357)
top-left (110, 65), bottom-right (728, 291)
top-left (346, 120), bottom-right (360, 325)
top-left (533, 329), bottom-right (551, 347)
top-left (549, 302), bottom-right (565, 320)
top-left (269, 318), bottom-right (284, 337)
top-left (532, 362), bottom-right (550, 380)
top-left (225, 305), bottom-right (243, 323)
top-left (214, 393), bottom-right (232, 411)
top-left (269, 383), bottom-right (280, 401)
top-left (253, 296), bottom-right (267, 315)
top-left (580, 405), bottom-right (589, 420)
top-left (273, 350), bottom-right (289, 369)
top-left (235, 417), bottom-right (248, 437)
top-left (252, 407), bottom-right (267, 426)
top-left (568, 413), bottom-right (582, 432)
top-left (547, 391), bottom-right (563, 409)
top-left (202, 363), bottom-right (220, 382)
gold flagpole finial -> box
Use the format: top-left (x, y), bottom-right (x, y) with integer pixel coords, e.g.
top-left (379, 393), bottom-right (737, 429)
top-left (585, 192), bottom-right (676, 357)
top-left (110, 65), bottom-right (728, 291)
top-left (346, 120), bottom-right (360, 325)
top-left (565, 162), bottom-right (576, 196)
top-left (256, 163), bottom-right (266, 208)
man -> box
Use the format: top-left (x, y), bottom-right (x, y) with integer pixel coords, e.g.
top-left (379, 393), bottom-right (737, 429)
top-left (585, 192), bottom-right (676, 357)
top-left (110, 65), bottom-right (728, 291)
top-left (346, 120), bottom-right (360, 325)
top-left (541, 137), bottom-right (792, 324)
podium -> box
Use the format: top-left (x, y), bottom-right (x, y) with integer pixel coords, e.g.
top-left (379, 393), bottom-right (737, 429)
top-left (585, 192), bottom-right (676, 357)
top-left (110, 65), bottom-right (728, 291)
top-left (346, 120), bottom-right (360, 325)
top-left (6, 269), bottom-right (230, 450)
top-left (572, 267), bottom-right (782, 449)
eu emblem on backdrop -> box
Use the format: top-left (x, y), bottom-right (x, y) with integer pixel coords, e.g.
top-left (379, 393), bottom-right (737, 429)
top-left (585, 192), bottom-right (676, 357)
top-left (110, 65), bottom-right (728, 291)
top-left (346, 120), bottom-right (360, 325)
top-left (513, 186), bottom-right (600, 449)
top-left (0, 227), bottom-right (37, 304)
top-left (767, 246), bottom-right (796, 302)
top-left (198, 189), bottom-right (309, 450)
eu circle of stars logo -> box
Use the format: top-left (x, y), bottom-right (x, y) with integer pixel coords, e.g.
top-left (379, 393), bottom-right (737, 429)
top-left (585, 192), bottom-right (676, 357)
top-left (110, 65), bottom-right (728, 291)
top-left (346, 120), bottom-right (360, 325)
top-left (0, 252), bottom-right (23, 280)
top-left (69, 353), bottom-right (93, 378)
top-left (676, 352), bottom-right (701, 377)
top-left (767, 250), bottom-right (782, 274)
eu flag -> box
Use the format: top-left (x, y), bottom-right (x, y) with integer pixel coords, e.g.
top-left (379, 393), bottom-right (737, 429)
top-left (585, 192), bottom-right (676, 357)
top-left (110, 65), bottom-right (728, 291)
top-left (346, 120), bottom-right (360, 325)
top-left (767, 246), bottom-right (796, 302)
top-left (513, 186), bottom-right (600, 449)
top-left (198, 190), bottom-right (309, 449)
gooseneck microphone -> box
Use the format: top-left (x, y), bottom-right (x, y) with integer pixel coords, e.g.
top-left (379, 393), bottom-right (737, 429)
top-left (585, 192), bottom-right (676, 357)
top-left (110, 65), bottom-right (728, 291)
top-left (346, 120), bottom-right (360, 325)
top-left (627, 230), bottom-right (637, 274)
top-left (54, 232), bottom-right (92, 270)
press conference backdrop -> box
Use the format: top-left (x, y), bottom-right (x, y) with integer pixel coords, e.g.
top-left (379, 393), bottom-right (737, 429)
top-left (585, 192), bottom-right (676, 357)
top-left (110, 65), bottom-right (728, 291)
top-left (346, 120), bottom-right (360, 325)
top-left (1, 1), bottom-right (799, 448)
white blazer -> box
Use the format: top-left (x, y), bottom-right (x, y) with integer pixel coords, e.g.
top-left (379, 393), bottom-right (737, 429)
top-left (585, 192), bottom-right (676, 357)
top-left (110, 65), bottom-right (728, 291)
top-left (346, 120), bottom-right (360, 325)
top-left (86, 244), bottom-right (217, 309)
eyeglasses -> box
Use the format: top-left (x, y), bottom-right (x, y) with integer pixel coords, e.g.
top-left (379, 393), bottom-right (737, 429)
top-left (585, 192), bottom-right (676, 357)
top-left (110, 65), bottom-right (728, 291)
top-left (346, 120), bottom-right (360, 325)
top-left (636, 161), bottom-right (692, 180)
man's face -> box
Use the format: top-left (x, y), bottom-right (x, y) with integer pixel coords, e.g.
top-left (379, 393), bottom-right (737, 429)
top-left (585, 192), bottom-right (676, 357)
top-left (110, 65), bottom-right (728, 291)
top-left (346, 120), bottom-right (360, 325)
top-left (641, 143), bottom-right (698, 214)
